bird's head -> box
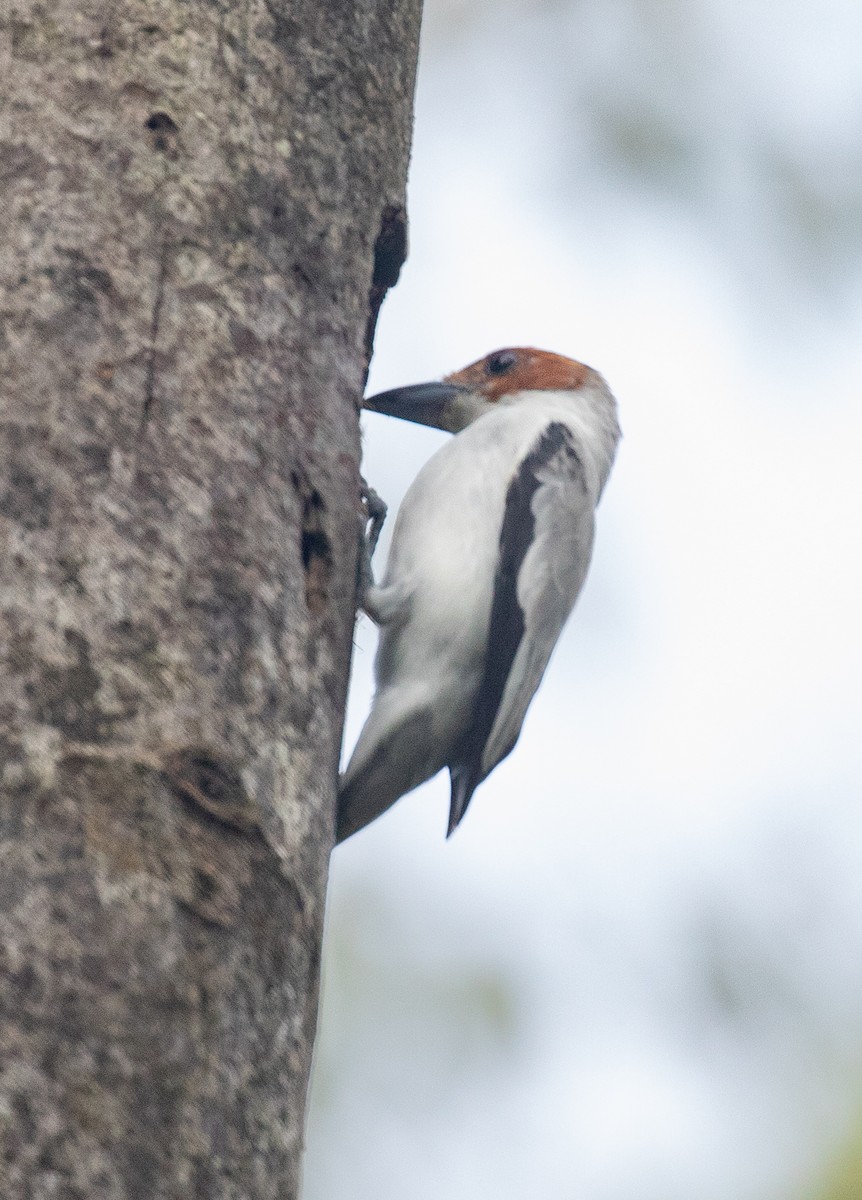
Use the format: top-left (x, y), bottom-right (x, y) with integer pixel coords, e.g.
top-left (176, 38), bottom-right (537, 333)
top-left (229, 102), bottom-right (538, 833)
top-left (363, 347), bottom-right (606, 433)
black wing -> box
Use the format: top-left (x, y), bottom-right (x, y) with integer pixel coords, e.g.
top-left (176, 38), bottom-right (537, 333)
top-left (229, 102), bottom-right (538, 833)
top-left (447, 422), bottom-right (595, 834)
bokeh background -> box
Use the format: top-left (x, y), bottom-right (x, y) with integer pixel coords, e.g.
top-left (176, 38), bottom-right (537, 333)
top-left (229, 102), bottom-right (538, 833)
top-left (304, 1), bottom-right (862, 1196)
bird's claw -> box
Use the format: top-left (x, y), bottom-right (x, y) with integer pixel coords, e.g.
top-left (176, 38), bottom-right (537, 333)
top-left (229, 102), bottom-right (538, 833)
top-left (360, 479), bottom-right (387, 558)
top-left (357, 477), bottom-right (387, 601)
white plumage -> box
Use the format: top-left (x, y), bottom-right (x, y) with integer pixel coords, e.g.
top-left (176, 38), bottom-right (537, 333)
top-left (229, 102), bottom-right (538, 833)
top-left (337, 348), bottom-right (620, 842)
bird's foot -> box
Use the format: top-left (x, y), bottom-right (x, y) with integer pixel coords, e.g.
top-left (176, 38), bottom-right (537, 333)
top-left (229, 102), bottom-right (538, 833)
top-left (360, 478), bottom-right (387, 557)
top-left (356, 477), bottom-right (387, 603)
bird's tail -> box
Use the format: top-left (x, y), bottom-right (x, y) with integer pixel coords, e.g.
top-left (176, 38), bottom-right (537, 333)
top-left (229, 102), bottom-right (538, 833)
top-left (336, 706), bottom-right (443, 843)
top-left (446, 765), bottom-right (482, 838)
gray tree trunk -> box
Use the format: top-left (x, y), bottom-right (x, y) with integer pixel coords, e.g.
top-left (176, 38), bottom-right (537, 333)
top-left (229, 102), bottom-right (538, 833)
top-left (0, 0), bottom-right (421, 1195)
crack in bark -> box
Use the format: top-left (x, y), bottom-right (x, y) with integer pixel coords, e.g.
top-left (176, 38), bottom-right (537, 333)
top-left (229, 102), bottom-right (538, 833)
top-left (142, 242), bottom-right (169, 429)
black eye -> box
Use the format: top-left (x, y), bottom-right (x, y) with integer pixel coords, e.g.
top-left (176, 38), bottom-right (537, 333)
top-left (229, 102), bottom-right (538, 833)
top-left (486, 350), bottom-right (517, 376)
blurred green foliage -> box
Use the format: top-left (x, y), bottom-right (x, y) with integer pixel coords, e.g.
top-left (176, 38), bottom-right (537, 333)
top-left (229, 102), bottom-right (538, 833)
top-left (810, 1110), bottom-right (862, 1200)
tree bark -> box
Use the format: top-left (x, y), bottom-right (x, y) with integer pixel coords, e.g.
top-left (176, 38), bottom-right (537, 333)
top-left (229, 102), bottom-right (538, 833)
top-left (0, 0), bottom-right (421, 1195)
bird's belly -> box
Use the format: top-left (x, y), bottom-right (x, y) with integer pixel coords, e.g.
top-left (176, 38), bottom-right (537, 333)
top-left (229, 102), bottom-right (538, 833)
top-left (384, 546), bottom-right (494, 695)
top-left (374, 468), bottom-right (504, 730)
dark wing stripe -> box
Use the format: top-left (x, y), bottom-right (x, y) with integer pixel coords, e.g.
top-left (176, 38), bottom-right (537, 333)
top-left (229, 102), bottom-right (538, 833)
top-left (448, 421), bottom-right (579, 834)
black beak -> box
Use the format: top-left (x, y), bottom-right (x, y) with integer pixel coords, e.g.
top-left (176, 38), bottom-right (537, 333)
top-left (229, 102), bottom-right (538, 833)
top-left (363, 381), bottom-right (467, 431)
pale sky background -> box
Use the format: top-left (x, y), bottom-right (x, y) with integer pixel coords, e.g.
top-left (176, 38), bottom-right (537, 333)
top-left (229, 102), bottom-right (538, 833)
top-left (304, 1), bottom-right (862, 1197)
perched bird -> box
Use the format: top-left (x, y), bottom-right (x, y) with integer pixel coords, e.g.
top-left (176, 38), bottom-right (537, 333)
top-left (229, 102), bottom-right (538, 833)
top-left (337, 347), bottom-right (620, 843)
